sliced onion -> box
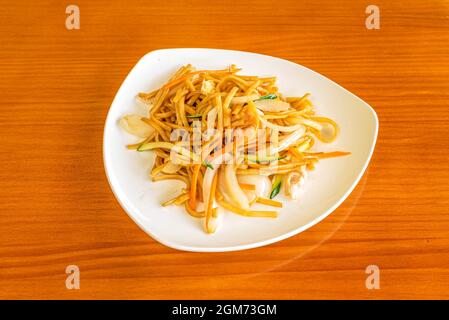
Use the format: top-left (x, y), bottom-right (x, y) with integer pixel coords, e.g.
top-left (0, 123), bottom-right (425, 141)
top-left (298, 117), bottom-right (339, 143)
top-left (203, 207), bottom-right (222, 233)
top-left (217, 168), bottom-right (234, 204)
top-left (221, 164), bottom-right (249, 210)
top-left (230, 94), bottom-right (259, 105)
top-left (202, 153), bottom-right (232, 215)
top-left (237, 175), bottom-right (271, 203)
top-left (295, 136), bottom-right (313, 152)
top-left (296, 118), bottom-right (322, 131)
top-left (257, 110), bottom-right (303, 132)
top-left (254, 99), bottom-right (290, 112)
top-left (119, 114), bottom-right (154, 138)
top-left (283, 167), bottom-right (307, 199)
top-left (267, 126), bottom-right (306, 155)
top-left (135, 95), bottom-right (154, 114)
top-left (202, 167), bottom-right (218, 212)
top-left (261, 119), bottom-right (303, 132)
top-left (161, 162), bottom-right (180, 174)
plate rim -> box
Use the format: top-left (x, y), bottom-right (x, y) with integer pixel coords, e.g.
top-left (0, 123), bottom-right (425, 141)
top-left (103, 48), bottom-right (379, 252)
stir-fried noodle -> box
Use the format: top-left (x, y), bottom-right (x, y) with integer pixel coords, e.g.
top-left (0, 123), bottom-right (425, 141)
top-left (120, 65), bottom-right (350, 233)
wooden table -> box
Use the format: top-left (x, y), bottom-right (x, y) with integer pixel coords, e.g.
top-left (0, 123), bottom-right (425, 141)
top-left (1, 0), bottom-right (448, 299)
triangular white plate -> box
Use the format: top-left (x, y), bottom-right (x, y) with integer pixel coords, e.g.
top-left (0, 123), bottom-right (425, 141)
top-left (103, 48), bottom-right (378, 252)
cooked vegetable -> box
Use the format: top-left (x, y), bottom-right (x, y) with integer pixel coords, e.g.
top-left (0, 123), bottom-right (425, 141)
top-left (245, 154), bottom-right (286, 163)
top-left (284, 168), bottom-right (307, 199)
top-left (119, 115), bottom-right (154, 138)
top-left (254, 99), bottom-right (290, 112)
top-left (296, 116), bottom-right (339, 143)
top-left (237, 174), bottom-right (271, 203)
top-left (231, 94), bottom-right (260, 105)
top-left (267, 127), bottom-right (307, 155)
top-left (137, 142), bottom-right (200, 163)
top-left (256, 93), bottom-right (277, 100)
top-left (221, 164), bottom-right (249, 210)
top-left (270, 175), bottom-right (282, 199)
top-left (161, 162), bottom-right (181, 174)
top-left (202, 162), bottom-right (214, 170)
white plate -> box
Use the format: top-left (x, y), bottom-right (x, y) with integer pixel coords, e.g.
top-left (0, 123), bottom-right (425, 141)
top-left (103, 48), bottom-right (378, 252)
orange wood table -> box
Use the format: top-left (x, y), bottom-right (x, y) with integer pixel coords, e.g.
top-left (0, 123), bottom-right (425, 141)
top-left (1, 0), bottom-right (448, 299)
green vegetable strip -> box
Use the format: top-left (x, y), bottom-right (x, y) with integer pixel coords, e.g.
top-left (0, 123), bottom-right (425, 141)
top-left (270, 175), bottom-right (282, 199)
top-left (202, 162), bottom-right (214, 170)
top-left (245, 154), bottom-right (286, 164)
top-left (256, 93), bottom-right (277, 101)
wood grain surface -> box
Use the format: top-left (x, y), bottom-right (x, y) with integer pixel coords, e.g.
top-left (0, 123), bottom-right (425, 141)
top-left (0, 0), bottom-right (448, 299)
